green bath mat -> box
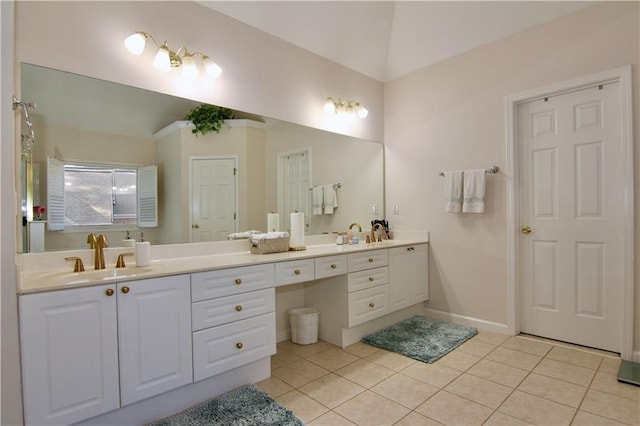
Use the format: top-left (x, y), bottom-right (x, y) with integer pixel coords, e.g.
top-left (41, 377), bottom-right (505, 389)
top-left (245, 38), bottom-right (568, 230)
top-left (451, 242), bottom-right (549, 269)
top-left (362, 316), bottom-right (478, 363)
top-left (148, 384), bottom-right (304, 426)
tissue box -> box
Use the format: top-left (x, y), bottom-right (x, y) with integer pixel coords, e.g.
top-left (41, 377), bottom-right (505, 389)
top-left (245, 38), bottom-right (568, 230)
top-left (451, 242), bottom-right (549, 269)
top-left (249, 233), bottom-right (290, 254)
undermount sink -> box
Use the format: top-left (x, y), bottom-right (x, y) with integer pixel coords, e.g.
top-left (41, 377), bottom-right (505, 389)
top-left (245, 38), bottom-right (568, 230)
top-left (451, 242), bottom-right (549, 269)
top-left (39, 267), bottom-right (155, 285)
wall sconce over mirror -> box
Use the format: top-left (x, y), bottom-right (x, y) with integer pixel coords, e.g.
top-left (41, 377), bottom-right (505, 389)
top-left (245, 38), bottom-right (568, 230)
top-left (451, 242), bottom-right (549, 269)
top-left (324, 97), bottom-right (368, 119)
top-left (124, 31), bottom-right (222, 79)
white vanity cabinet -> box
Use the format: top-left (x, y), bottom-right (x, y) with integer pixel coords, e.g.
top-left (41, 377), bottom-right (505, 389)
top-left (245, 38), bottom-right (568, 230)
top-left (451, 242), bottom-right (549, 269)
top-left (389, 244), bottom-right (429, 311)
top-left (347, 250), bottom-right (390, 327)
top-left (19, 275), bottom-right (193, 425)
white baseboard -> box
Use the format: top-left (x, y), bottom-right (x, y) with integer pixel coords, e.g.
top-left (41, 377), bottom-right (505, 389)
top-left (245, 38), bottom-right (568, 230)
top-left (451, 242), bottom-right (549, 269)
top-left (423, 308), bottom-right (511, 335)
top-left (631, 351), bottom-right (640, 363)
top-left (276, 329), bottom-right (291, 343)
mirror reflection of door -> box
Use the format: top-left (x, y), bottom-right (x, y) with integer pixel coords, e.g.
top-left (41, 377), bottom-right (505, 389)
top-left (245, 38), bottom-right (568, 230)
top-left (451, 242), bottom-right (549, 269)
top-left (280, 150), bottom-right (310, 233)
top-left (190, 157), bottom-right (237, 242)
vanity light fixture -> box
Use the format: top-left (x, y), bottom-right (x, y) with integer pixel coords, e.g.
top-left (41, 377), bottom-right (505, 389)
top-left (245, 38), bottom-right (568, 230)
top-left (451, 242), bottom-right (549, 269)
top-left (124, 31), bottom-right (222, 79)
top-left (324, 97), bottom-right (368, 119)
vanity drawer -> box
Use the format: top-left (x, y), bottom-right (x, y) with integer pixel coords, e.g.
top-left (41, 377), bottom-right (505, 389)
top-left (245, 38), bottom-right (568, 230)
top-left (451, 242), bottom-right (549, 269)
top-left (274, 259), bottom-right (315, 286)
top-left (315, 255), bottom-right (347, 279)
top-left (193, 312), bottom-right (276, 382)
top-left (348, 285), bottom-right (389, 327)
top-left (192, 288), bottom-right (275, 332)
top-left (191, 264), bottom-right (275, 302)
top-left (348, 266), bottom-right (389, 292)
top-left (348, 249), bottom-right (389, 273)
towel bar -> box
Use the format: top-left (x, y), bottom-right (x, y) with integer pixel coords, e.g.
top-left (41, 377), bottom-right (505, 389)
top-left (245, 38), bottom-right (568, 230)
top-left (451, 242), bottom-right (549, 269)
top-left (439, 166), bottom-right (499, 177)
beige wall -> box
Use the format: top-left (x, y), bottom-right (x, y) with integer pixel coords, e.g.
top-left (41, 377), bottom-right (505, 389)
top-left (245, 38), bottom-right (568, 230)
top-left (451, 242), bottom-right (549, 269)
top-left (384, 2), bottom-right (639, 353)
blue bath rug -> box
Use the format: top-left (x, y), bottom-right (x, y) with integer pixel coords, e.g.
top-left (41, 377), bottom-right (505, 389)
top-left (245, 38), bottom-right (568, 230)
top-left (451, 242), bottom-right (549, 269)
top-left (362, 316), bottom-right (478, 363)
top-left (148, 384), bottom-right (304, 426)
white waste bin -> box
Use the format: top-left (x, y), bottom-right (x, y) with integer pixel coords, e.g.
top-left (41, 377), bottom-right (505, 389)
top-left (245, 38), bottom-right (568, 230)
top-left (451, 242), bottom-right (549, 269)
top-left (289, 307), bottom-right (320, 345)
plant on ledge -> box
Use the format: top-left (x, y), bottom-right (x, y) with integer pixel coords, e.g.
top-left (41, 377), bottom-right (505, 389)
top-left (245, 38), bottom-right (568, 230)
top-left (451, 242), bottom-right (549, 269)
top-left (184, 104), bottom-right (235, 137)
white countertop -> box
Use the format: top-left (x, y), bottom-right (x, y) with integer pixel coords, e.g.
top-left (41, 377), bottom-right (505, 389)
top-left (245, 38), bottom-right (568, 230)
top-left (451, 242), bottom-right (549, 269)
top-left (18, 238), bottom-right (428, 294)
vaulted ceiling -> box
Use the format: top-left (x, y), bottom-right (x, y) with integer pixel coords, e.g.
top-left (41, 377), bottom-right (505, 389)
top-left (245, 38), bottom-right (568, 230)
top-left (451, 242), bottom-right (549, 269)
top-left (200, 1), bottom-right (595, 82)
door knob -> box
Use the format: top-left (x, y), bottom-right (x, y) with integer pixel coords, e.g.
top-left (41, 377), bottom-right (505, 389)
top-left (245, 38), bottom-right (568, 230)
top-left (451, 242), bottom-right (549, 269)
top-left (192, 224), bottom-right (200, 229)
top-left (521, 226), bottom-right (532, 234)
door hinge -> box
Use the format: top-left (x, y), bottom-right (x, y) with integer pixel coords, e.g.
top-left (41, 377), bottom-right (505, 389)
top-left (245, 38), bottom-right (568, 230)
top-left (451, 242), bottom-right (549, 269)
top-left (234, 213), bottom-right (236, 220)
top-left (233, 168), bottom-right (237, 176)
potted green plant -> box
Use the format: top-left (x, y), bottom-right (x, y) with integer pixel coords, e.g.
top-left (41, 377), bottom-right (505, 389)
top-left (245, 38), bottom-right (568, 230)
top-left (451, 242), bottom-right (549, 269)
top-left (184, 103), bottom-right (235, 137)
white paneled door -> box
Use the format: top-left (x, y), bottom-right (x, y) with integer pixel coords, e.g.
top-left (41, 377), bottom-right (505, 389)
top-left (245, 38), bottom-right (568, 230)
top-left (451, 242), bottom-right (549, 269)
top-left (518, 82), bottom-right (624, 352)
top-left (282, 151), bottom-right (310, 232)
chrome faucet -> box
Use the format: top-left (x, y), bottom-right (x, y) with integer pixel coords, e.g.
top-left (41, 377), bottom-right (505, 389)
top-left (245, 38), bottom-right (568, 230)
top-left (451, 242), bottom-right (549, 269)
top-left (87, 233), bottom-right (109, 269)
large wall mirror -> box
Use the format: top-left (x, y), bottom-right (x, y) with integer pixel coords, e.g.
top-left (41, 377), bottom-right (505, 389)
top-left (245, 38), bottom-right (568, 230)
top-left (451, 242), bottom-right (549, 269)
top-left (19, 63), bottom-right (384, 253)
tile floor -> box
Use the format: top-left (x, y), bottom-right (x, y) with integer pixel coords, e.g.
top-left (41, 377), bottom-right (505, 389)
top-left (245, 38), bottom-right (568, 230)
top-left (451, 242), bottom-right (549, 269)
top-left (257, 332), bottom-right (640, 425)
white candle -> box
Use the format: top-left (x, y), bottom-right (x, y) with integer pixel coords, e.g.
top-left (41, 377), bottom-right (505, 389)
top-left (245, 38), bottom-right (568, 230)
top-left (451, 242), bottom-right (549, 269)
top-left (267, 213), bottom-right (280, 232)
top-left (289, 212), bottom-right (305, 249)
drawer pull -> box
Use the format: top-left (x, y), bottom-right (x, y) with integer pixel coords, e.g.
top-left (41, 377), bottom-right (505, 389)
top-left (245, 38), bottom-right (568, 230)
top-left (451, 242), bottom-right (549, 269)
top-left (407, 247), bottom-right (415, 251)
top-left (105, 288), bottom-right (114, 297)
top-left (368, 258), bottom-right (374, 263)
top-left (368, 277), bottom-right (374, 282)
top-left (331, 264), bottom-right (337, 269)
top-left (235, 278), bottom-right (242, 285)
top-left (235, 305), bottom-right (243, 312)
top-left (294, 269), bottom-right (301, 275)
top-left (236, 342), bottom-right (244, 349)
top-left (121, 286), bottom-right (130, 294)
top-left (369, 303), bottom-right (375, 308)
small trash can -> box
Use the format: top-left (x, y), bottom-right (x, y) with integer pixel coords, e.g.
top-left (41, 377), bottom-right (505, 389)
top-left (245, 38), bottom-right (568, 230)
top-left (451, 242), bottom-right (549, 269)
top-left (289, 307), bottom-right (320, 345)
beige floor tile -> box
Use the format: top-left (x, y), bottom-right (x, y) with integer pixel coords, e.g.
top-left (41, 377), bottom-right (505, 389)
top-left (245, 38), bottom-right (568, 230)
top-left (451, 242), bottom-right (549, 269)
top-left (473, 330), bottom-right (510, 346)
top-left (501, 336), bottom-right (553, 357)
top-left (598, 357), bottom-right (622, 375)
top-left (298, 373), bottom-right (366, 409)
top-left (533, 358), bottom-right (596, 387)
top-left (467, 359), bottom-right (529, 388)
top-left (571, 410), bottom-right (628, 426)
top-left (545, 345), bottom-right (603, 370)
top-left (344, 342), bottom-right (381, 358)
top-left (272, 358), bottom-right (330, 388)
top-left (517, 373), bottom-right (587, 408)
top-left (400, 362), bottom-right (462, 388)
top-left (293, 340), bottom-right (335, 357)
top-left (276, 389), bottom-right (329, 424)
top-left (305, 346), bottom-right (360, 371)
top-left (444, 373), bottom-right (512, 409)
top-left (371, 373), bottom-right (439, 409)
top-left (499, 390), bottom-right (576, 425)
top-left (580, 389), bottom-right (640, 425)
top-left (414, 390), bottom-right (493, 425)
top-left (334, 390), bottom-right (411, 425)
top-left (485, 347), bottom-right (542, 371)
top-left (256, 376), bottom-right (294, 398)
top-left (436, 349), bottom-right (481, 372)
top-left (366, 350), bottom-right (416, 372)
top-left (335, 358), bottom-right (395, 388)
top-left (277, 340), bottom-right (298, 352)
top-left (456, 338), bottom-right (496, 358)
top-left (589, 371), bottom-right (640, 402)
top-left (483, 411), bottom-right (533, 425)
top-left (309, 410), bottom-right (356, 425)
top-left (271, 349), bottom-right (302, 369)
top-left (394, 411), bottom-right (443, 425)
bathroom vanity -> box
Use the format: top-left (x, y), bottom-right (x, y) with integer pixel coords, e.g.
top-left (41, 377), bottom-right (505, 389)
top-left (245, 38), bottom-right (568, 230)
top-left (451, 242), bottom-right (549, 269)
top-left (16, 237), bottom-right (428, 425)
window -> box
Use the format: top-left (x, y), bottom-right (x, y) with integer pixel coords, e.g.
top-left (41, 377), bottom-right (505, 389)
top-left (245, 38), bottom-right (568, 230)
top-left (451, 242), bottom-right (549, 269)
top-left (47, 157), bottom-right (157, 231)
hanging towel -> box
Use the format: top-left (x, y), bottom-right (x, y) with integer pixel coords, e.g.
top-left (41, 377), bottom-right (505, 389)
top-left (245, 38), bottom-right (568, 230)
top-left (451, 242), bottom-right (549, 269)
top-left (323, 184), bottom-right (338, 214)
top-left (444, 171), bottom-right (463, 213)
top-left (463, 169), bottom-right (486, 213)
top-left (312, 186), bottom-right (324, 215)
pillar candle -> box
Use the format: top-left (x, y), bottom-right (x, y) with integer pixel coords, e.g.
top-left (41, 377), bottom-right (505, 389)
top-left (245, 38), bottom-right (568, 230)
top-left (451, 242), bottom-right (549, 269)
top-left (267, 213), bottom-right (280, 232)
top-left (289, 212), bottom-right (305, 249)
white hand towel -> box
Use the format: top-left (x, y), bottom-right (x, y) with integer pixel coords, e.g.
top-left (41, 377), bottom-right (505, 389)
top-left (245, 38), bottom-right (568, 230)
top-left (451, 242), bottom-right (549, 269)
top-left (444, 171), bottom-right (463, 213)
top-left (312, 186), bottom-right (324, 215)
top-left (323, 184), bottom-right (338, 214)
top-left (463, 169), bottom-right (486, 213)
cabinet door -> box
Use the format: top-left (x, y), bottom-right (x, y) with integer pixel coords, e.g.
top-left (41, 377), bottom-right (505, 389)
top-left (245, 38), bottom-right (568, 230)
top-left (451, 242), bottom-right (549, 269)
top-left (389, 244), bottom-right (429, 312)
top-left (411, 244), bottom-right (429, 302)
top-left (117, 275), bottom-right (193, 406)
top-left (19, 285), bottom-right (119, 425)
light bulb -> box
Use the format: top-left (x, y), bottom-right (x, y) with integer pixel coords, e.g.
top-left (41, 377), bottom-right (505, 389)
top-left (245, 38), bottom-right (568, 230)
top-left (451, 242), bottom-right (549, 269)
top-left (202, 56), bottom-right (222, 78)
top-left (124, 32), bottom-right (146, 55)
top-left (324, 97), bottom-right (336, 115)
top-left (181, 54), bottom-right (198, 79)
top-left (153, 45), bottom-right (171, 72)
top-left (356, 103), bottom-right (368, 119)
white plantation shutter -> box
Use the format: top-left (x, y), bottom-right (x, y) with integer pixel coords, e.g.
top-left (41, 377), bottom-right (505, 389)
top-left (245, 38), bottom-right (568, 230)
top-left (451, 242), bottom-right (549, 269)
top-left (47, 157), bottom-right (65, 231)
top-left (137, 165), bottom-right (158, 228)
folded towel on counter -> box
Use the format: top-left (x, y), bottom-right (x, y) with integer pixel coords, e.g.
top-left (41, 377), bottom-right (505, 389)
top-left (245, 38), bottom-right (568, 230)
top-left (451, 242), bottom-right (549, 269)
top-left (250, 231), bottom-right (289, 240)
top-left (323, 184), bottom-right (338, 214)
top-left (443, 171), bottom-right (463, 213)
top-left (227, 230), bottom-right (262, 240)
top-left (462, 169), bottom-right (486, 213)
top-left (312, 186), bottom-right (324, 215)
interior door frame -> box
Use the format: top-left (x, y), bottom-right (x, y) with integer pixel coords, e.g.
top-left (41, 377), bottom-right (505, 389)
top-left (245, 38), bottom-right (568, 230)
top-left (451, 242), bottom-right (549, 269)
top-left (188, 155), bottom-right (239, 242)
top-left (505, 66), bottom-right (634, 359)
